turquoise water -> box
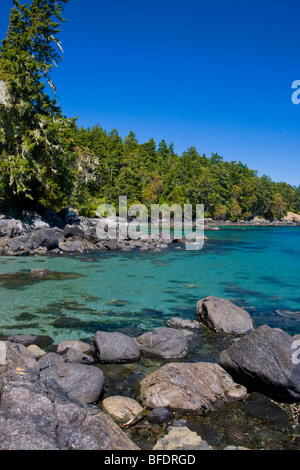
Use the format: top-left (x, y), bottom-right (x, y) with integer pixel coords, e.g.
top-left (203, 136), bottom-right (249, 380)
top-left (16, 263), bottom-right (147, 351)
top-left (0, 226), bottom-right (299, 344)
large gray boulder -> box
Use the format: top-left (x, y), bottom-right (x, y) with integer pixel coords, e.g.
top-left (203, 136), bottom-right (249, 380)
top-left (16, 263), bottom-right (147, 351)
top-left (136, 327), bottom-right (189, 359)
top-left (0, 371), bottom-right (139, 450)
top-left (139, 362), bottom-right (247, 413)
top-left (94, 331), bottom-right (140, 364)
top-left (197, 296), bottom-right (253, 335)
top-left (219, 324), bottom-right (300, 402)
top-left (0, 219), bottom-right (23, 238)
top-left (40, 363), bottom-right (104, 404)
top-left (32, 228), bottom-right (63, 250)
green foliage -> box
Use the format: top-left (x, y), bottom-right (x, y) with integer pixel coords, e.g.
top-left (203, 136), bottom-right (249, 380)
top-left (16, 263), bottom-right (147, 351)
top-left (0, 0), bottom-right (74, 209)
top-left (0, 1), bottom-right (299, 219)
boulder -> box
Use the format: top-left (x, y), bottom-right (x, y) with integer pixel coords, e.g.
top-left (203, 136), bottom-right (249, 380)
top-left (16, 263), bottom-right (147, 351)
top-left (136, 327), bottom-right (189, 359)
top-left (197, 296), bottom-right (253, 335)
top-left (0, 219), bottom-right (23, 237)
top-left (60, 348), bottom-right (94, 365)
top-left (40, 363), bottom-right (104, 404)
top-left (153, 426), bottom-right (212, 450)
top-left (38, 353), bottom-right (64, 371)
top-left (0, 370), bottom-right (139, 450)
top-left (140, 362), bottom-right (247, 413)
top-left (94, 331), bottom-right (140, 364)
top-left (4, 236), bottom-right (32, 255)
top-left (6, 334), bottom-right (52, 349)
top-left (102, 396), bottom-right (143, 424)
top-left (219, 324), bottom-right (300, 402)
top-left (58, 240), bottom-right (83, 253)
top-left (63, 224), bottom-right (85, 239)
top-left (57, 340), bottom-right (91, 355)
top-left (32, 228), bottom-right (63, 250)
top-left (27, 345), bottom-right (47, 358)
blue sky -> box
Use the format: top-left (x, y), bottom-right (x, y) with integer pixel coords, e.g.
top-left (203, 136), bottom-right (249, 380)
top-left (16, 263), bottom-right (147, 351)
top-left (1, 0), bottom-right (300, 186)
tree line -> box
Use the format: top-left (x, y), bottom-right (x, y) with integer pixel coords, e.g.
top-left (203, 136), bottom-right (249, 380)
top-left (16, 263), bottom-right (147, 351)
top-left (0, 0), bottom-right (299, 221)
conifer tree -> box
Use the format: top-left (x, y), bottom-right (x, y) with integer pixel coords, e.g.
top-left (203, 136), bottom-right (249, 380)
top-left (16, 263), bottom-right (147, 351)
top-left (0, 0), bottom-right (74, 209)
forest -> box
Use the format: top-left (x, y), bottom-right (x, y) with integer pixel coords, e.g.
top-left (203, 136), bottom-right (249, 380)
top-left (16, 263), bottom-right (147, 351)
top-left (0, 0), bottom-right (299, 221)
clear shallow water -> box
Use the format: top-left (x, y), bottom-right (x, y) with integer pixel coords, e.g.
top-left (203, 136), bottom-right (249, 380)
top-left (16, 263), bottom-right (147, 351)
top-left (0, 226), bottom-right (299, 344)
top-left (1, 226), bottom-right (299, 450)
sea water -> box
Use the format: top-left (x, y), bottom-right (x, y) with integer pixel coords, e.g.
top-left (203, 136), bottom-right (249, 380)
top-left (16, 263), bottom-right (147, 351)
top-left (0, 226), bottom-right (299, 344)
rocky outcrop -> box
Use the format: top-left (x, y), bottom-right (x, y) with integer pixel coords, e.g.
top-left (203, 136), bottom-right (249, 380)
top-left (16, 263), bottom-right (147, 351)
top-left (94, 331), bottom-right (140, 364)
top-left (219, 324), bottom-right (300, 402)
top-left (139, 362), bottom-right (247, 413)
top-left (197, 296), bottom-right (253, 335)
top-left (0, 210), bottom-right (207, 256)
top-left (136, 327), bottom-right (189, 359)
top-left (0, 371), bottom-right (139, 450)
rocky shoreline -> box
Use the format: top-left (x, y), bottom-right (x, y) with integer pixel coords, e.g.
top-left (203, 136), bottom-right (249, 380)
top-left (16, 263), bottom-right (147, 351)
top-left (0, 209), bottom-right (299, 257)
top-left (0, 296), bottom-right (299, 450)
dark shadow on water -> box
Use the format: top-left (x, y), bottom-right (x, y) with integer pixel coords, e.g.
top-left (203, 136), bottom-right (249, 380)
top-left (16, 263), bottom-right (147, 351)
top-left (0, 271), bottom-right (84, 290)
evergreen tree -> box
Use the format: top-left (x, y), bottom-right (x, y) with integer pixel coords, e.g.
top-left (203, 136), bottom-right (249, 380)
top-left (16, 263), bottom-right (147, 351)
top-left (0, 0), bottom-right (74, 209)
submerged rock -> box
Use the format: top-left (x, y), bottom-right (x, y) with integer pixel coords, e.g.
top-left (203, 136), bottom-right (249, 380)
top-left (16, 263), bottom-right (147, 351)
top-left (166, 318), bottom-right (201, 330)
top-left (94, 331), bottom-right (140, 364)
top-left (57, 340), bottom-right (92, 355)
top-left (197, 296), bottom-right (253, 335)
top-left (136, 327), bottom-right (189, 360)
top-left (219, 324), bottom-right (300, 402)
top-left (6, 334), bottom-right (52, 348)
top-left (139, 362), bottom-right (247, 413)
top-left (153, 426), bottom-right (212, 450)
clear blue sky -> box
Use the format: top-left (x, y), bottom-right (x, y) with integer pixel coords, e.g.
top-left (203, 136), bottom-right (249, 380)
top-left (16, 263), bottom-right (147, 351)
top-left (1, 0), bottom-right (300, 186)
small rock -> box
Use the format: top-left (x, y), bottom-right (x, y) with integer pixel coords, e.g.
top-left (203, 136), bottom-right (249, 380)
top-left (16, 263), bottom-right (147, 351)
top-left (166, 318), bottom-right (200, 330)
top-left (153, 426), bottom-right (212, 450)
top-left (224, 446), bottom-right (250, 451)
top-left (148, 407), bottom-right (173, 424)
top-left (57, 340), bottom-right (91, 355)
top-left (27, 345), bottom-right (47, 358)
top-left (224, 426), bottom-right (246, 445)
top-left (60, 348), bottom-right (94, 365)
top-left (102, 396), bottom-right (143, 424)
top-left (38, 353), bottom-right (64, 371)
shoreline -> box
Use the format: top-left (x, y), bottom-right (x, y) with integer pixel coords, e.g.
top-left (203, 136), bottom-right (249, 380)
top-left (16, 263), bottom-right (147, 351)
top-left (0, 210), bottom-right (299, 257)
